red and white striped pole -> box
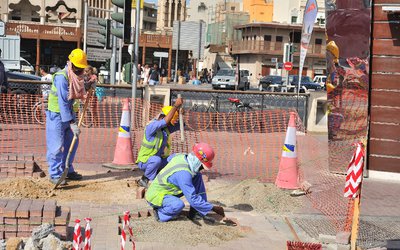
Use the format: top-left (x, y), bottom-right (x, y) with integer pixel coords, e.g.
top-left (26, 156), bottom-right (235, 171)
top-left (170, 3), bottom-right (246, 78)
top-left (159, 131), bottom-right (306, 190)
top-left (73, 219), bottom-right (82, 250)
top-left (121, 211), bottom-right (135, 250)
top-left (84, 217), bottom-right (92, 250)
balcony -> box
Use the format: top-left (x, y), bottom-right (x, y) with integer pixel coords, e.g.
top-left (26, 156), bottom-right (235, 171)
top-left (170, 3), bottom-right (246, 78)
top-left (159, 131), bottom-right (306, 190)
top-left (229, 40), bottom-right (326, 58)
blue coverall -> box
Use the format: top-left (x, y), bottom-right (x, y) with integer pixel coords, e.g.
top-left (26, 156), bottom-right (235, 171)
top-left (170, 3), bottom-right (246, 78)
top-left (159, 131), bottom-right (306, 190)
top-left (154, 169), bottom-right (213, 222)
top-left (46, 66), bottom-right (78, 179)
top-left (137, 119), bottom-right (179, 180)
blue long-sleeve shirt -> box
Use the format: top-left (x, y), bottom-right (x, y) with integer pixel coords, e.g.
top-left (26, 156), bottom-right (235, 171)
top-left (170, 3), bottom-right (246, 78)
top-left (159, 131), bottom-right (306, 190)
top-left (168, 170), bottom-right (213, 216)
top-left (145, 119), bottom-right (180, 157)
top-left (53, 66), bottom-right (75, 123)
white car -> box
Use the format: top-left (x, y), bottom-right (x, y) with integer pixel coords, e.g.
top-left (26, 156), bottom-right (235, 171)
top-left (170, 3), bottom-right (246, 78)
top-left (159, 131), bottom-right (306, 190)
top-left (313, 75), bottom-right (327, 88)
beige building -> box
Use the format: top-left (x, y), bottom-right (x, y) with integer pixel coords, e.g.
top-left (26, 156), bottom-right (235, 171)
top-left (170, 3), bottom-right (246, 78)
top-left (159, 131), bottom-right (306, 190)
top-left (230, 23), bottom-right (326, 85)
top-left (156, 0), bottom-right (186, 33)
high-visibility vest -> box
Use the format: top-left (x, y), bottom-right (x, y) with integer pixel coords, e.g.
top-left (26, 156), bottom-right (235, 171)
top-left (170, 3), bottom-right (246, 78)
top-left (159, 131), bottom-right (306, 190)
top-left (48, 70), bottom-right (79, 113)
top-left (135, 121), bottom-right (171, 163)
top-left (145, 154), bottom-right (194, 206)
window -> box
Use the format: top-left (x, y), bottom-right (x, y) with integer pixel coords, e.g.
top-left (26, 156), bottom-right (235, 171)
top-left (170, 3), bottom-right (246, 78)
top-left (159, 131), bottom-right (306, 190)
top-left (264, 35), bottom-right (271, 41)
top-left (291, 16), bottom-right (297, 23)
top-left (315, 38), bottom-right (323, 45)
top-left (276, 36), bottom-right (283, 42)
top-left (231, 7), bottom-right (235, 11)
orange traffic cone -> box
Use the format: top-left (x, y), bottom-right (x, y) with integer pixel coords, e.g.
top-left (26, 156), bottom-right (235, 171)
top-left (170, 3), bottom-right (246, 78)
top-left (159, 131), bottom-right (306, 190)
top-left (103, 98), bottom-right (134, 170)
top-left (275, 112), bottom-right (299, 189)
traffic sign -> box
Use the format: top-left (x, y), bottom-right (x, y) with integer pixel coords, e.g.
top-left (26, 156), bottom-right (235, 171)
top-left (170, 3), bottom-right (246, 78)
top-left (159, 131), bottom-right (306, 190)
top-left (283, 62), bottom-right (293, 71)
top-left (153, 51), bottom-right (169, 58)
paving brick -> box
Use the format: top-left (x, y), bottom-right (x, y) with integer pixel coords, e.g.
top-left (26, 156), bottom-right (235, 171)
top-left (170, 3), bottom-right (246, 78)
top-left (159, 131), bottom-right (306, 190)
top-left (0, 155), bottom-right (8, 161)
top-left (55, 225), bottom-right (68, 239)
top-left (3, 199), bottom-right (21, 217)
top-left (0, 231), bottom-right (3, 240)
top-left (17, 231), bottom-right (31, 238)
top-left (0, 172), bottom-right (7, 178)
top-left (136, 187), bottom-right (146, 199)
top-left (23, 171), bottom-right (33, 177)
top-left (55, 206), bottom-right (71, 225)
top-left (29, 199), bottom-right (44, 217)
top-left (4, 218), bottom-right (17, 225)
top-left (43, 200), bottom-right (57, 219)
top-left (17, 224), bottom-right (30, 232)
top-left (42, 217), bottom-right (55, 224)
top-left (29, 216), bottom-right (42, 226)
top-left (17, 218), bottom-right (29, 225)
top-left (24, 161), bottom-right (35, 172)
top-left (0, 161), bottom-right (16, 168)
top-left (15, 161), bottom-right (26, 169)
top-left (16, 199), bottom-right (32, 218)
top-left (7, 154), bottom-right (17, 161)
top-left (4, 224), bottom-right (17, 232)
top-left (0, 199), bottom-right (8, 215)
top-left (4, 232), bottom-right (17, 239)
top-left (22, 154), bottom-right (34, 161)
top-left (138, 210), bottom-right (150, 217)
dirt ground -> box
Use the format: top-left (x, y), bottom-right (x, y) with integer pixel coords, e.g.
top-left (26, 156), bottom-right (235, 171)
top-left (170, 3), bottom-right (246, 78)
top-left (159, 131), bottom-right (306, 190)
top-left (0, 169), bottom-right (304, 246)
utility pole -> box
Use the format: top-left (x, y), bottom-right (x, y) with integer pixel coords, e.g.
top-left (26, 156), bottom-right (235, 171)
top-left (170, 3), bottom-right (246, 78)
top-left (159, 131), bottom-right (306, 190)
top-left (110, 5), bottom-right (118, 85)
top-left (174, 21), bottom-right (180, 83)
top-left (131, 0), bottom-right (141, 128)
top-left (83, 0), bottom-right (88, 53)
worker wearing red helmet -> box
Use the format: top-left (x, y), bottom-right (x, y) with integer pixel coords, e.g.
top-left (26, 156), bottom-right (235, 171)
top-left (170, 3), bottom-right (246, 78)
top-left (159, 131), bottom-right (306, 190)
top-left (145, 142), bottom-right (225, 222)
top-left (135, 97), bottom-right (184, 188)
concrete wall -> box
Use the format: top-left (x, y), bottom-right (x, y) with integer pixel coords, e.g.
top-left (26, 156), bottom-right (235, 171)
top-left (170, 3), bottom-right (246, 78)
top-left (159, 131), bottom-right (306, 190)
top-left (273, 0), bottom-right (300, 23)
top-left (243, 0), bottom-right (273, 22)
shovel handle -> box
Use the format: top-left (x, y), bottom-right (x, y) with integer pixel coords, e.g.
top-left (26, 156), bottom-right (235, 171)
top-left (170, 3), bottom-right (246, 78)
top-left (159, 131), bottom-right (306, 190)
top-left (178, 94), bottom-right (184, 142)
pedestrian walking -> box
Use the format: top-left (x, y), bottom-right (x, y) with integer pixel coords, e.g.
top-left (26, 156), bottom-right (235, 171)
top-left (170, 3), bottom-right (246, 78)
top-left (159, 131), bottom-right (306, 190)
top-left (40, 67), bottom-right (52, 99)
top-left (46, 48), bottom-right (89, 185)
top-left (148, 64), bottom-right (160, 85)
top-left (142, 64), bottom-right (150, 85)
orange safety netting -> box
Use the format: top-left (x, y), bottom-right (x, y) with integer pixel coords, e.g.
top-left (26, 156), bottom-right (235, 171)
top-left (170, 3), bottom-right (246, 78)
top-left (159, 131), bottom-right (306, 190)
top-left (0, 93), bottom-right (358, 234)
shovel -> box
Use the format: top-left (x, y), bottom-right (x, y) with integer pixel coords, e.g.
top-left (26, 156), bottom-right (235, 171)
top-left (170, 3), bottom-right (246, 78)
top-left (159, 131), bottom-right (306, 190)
top-left (54, 89), bottom-right (93, 189)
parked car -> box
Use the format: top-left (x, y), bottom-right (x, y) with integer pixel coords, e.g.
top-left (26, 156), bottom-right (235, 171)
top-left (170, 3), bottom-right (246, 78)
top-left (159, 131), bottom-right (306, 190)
top-left (288, 75), bottom-right (322, 92)
top-left (258, 75), bottom-right (283, 91)
top-left (6, 71), bottom-right (41, 94)
top-left (211, 69), bottom-right (250, 91)
top-left (313, 75), bottom-right (327, 88)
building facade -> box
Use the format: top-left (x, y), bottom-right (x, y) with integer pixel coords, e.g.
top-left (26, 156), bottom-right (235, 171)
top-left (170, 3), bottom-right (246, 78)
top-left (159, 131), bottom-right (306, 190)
top-left (156, 0), bottom-right (186, 33)
top-left (243, 0), bottom-right (273, 23)
top-left (229, 23), bottom-right (326, 84)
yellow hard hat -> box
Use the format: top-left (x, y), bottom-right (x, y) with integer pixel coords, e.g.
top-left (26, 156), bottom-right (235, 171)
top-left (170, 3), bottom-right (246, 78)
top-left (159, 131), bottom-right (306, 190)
top-left (326, 41), bottom-right (339, 60)
top-left (162, 106), bottom-right (179, 124)
top-left (68, 49), bottom-right (88, 69)
top-left (326, 83), bottom-right (335, 94)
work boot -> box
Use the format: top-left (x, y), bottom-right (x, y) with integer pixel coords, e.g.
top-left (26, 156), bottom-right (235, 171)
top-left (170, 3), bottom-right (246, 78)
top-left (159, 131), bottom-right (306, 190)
top-left (137, 175), bottom-right (149, 188)
top-left (188, 206), bottom-right (201, 220)
top-left (66, 171), bottom-right (82, 180)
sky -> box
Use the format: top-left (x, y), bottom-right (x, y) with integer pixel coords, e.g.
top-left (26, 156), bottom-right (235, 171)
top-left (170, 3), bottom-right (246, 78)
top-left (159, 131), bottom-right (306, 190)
top-left (145, 0), bottom-right (190, 4)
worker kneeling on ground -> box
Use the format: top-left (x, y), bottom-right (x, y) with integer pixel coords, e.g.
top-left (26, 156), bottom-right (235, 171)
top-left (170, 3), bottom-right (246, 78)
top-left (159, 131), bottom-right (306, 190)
top-left (46, 48), bottom-right (88, 185)
top-left (145, 142), bottom-right (225, 222)
top-left (135, 97), bottom-right (183, 188)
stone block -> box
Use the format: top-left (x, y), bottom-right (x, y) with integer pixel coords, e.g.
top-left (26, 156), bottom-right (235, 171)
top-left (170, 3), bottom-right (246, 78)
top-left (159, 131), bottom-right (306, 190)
top-left (0, 199), bottom-right (8, 215)
top-left (319, 234), bottom-right (337, 244)
top-left (16, 199), bottom-right (32, 218)
top-left (15, 161), bottom-right (26, 169)
top-left (42, 200), bottom-right (56, 219)
top-left (55, 206), bottom-right (71, 225)
top-left (4, 218), bottom-right (17, 225)
top-left (336, 231), bottom-right (351, 245)
top-left (7, 154), bottom-right (17, 161)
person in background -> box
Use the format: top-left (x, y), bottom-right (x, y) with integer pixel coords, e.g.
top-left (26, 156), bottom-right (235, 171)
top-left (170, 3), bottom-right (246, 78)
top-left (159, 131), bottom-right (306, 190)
top-left (149, 64), bottom-right (160, 85)
top-left (83, 66), bottom-right (99, 127)
top-left (135, 96), bottom-right (184, 188)
top-left (145, 142), bottom-right (226, 222)
top-left (46, 48), bottom-right (88, 185)
top-left (142, 64), bottom-right (150, 85)
top-left (40, 67), bottom-right (52, 99)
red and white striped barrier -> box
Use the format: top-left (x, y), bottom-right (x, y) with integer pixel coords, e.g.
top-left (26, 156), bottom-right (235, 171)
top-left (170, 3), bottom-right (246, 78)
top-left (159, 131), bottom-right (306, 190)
top-left (120, 211), bottom-right (135, 250)
top-left (344, 142), bottom-right (365, 198)
top-left (73, 219), bottom-right (82, 250)
top-left (84, 217), bottom-right (92, 250)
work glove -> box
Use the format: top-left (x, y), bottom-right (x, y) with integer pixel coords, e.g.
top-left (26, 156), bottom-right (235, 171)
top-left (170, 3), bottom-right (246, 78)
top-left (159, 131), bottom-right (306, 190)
top-left (70, 122), bottom-right (81, 137)
top-left (212, 205), bottom-right (225, 217)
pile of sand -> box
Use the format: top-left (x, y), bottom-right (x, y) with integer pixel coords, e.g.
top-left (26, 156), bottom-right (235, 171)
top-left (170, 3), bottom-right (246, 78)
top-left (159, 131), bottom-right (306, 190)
top-left (208, 179), bottom-right (304, 214)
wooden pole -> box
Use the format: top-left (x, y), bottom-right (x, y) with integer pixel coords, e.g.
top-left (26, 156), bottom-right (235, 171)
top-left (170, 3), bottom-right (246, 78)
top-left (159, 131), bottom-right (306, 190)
top-left (350, 196), bottom-right (360, 250)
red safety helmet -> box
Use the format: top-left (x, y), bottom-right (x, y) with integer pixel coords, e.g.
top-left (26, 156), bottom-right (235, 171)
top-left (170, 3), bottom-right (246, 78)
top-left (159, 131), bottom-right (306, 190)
top-left (192, 142), bottom-right (215, 170)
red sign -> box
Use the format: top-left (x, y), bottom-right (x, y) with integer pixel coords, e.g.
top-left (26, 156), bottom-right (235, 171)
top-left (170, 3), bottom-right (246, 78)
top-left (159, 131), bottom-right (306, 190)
top-left (284, 62), bottom-right (293, 71)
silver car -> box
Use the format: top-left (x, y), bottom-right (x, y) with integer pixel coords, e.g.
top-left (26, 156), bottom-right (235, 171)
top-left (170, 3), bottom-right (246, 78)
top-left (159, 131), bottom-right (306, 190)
top-left (211, 69), bottom-right (250, 91)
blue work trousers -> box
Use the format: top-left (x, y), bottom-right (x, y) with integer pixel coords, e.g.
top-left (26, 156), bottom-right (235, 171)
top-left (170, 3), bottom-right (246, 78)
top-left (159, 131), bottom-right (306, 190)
top-left (138, 155), bottom-right (169, 180)
top-left (46, 111), bottom-right (78, 179)
top-left (154, 174), bottom-right (207, 222)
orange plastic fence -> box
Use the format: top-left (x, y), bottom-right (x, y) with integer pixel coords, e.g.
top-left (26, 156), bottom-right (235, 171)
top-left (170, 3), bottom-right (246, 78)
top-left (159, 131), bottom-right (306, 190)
top-left (0, 93), bottom-right (356, 234)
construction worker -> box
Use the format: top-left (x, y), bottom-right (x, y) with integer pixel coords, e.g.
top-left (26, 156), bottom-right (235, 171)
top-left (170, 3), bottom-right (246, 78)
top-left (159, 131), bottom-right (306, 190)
top-left (145, 142), bottom-right (225, 222)
top-left (46, 48), bottom-right (88, 185)
top-left (135, 97), bottom-right (184, 188)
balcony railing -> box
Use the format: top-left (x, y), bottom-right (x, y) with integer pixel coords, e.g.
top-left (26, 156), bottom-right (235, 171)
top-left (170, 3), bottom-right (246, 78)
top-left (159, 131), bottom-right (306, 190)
top-left (230, 40), bottom-right (326, 57)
